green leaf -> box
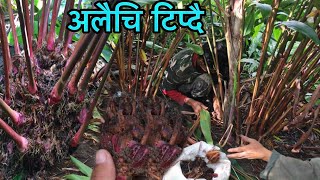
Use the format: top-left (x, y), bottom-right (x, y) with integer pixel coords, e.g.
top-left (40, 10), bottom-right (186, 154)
top-left (278, 21), bottom-right (320, 45)
top-left (273, 135), bottom-right (283, 142)
top-left (34, 0), bottom-right (43, 11)
top-left (240, 58), bottom-right (259, 67)
top-left (145, 41), bottom-right (167, 53)
top-left (251, 2), bottom-right (272, 16)
top-left (13, 173), bottom-right (24, 180)
top-left (244, 6), bottom-right (255, 36)
top-left (194, 127), bottom-right (202, 140)
top-left (64, 174), bottom-right (90, 180)
top-left (72, 32), bottom-right (82, 42)
top-left (108, 33), bottom-right (120, 44)
top-left (93, 107), bottom-right (104, 121)
top-left (70, 156), bottom-right (93, 177)
top-left (88, 125), bottom-right (100, 133)
top-left (8, 20), bottom-right (39, 45)
top-left (199, 109), bottom-right (213, 145)
top-left (100, 45), bottom-right (112, 62)
top-left (186, 43), bottom-right (204, 55)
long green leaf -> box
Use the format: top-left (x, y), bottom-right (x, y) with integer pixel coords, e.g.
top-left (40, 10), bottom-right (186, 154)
top-left (64, 174), bottom-right (90, 180)
top-left (278, 21), bottom-right (320, 45)
top-left (186, 43), bottom-right (204, 55)
top-left (146, 41), bottom-right (168, 53)
top-left (199, 109), bottom-right (213, 145)
top-left (70, 156), bottom-right (93, 177)
top-left (93, 107), bottom-right (105, 122)
top-left (251, 2), bottom-right (272, 17)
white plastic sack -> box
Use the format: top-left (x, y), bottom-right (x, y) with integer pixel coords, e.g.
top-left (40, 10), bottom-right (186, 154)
top-left (163, 141), bottom-right (231, 180)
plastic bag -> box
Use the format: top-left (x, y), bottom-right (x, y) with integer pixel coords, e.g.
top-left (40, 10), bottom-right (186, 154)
top-left (163, 141), bottom-right (231, 180)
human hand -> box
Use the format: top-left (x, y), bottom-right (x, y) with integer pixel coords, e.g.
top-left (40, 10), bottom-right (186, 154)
top-left (184, 98), bottom-right (208, 115)
top-left (91, 149), bottom-right (116, 180)
top-left (227, 135), bottom-right (272, 162)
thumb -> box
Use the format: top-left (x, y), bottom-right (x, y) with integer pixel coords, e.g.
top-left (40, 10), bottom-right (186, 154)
top-left (91, 149), bottom-right (116, 180)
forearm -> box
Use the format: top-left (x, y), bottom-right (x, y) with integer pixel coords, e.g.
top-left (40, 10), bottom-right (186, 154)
top-left (260, 150), bottom-right (320, 180)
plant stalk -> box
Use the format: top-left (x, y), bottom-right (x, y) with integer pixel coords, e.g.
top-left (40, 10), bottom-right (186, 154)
top-left (0, 8), bottom-right (12, 103)
top-left (6, 0), bottom-right (20, 55)
top-left (71, 42), bottom-right (119, 147)
top-left (22, 0), bottom-right (35, 63)
top-left (0, 98), bottom-right (25, 126)
top-left (0, 118), bottom-right (28, 152)
top-left (30, 0), bottom-right (34, 39)
top-left (47, 0), bottom-right (61, 51)
top-left (67, 33), bottom-right (101, 95)
top-left (245, 0), bottom-right (281, 135)
top-left (37, 0), bottom-right (50, 49)
top-left (58, 0), bottom-right (71, 42)
top-left (16, 0), bottom-right (38, 94)
top-left (77, 33), bottom-right (110, 102)
top-left (62, 0), bottom-right (76, 56)
top-left (49, 33), bottom-right (95, 105)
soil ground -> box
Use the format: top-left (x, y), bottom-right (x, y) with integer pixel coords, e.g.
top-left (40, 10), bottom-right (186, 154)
top-left (45, 139), bottom-right (99, 179)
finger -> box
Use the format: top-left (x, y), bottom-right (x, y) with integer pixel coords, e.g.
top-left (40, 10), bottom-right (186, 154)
top-left (91, 149), bottom-right (116, 180)
top-left (227, 152), bottom-right (247, 159)
top-left (200, 104), bottom-right (208, 109)
top-left (227, 146), bottom-right (245, 153)
top-left (240, 135), bottom-right (255, 143)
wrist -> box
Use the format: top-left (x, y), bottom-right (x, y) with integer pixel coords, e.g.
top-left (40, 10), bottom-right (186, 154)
top-left (262, 149), bottom-right (272, 162)
top-left (184, 97), bottom-right (192, 105)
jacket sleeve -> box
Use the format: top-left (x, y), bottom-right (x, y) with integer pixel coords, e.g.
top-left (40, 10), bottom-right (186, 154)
top-left (161, 89), bottom-right (187, 105)
top-left (260, 150), bottom-right (320, 180)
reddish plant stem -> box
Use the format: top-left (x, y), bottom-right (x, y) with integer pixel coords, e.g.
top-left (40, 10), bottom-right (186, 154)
top-left (30, 0), bottom-right (34, 39)
top-left (0, 9), bottom-right (12, 103)
top-left (16, 0), bottom-right (38, 94)
top-left (77, 33), bottom-right (110, 102)
top-left (58, 0), bottom-right (71, 42)
top-left (67, 33), bottom-right (101, 95)
top-left (0, 118), bottom-right (28, 152)
top-left (71, 42), bottom-right (119, 147)
top-left (62, 0), bottom-right (76, 56)
top-left (49, 32), bottom-right (95, 105)
top-left (0, 98), bottom-right (25, 126)
top-left (92, 63), bottom-right (108, 82)
top-left (37, 0), bottom-right (51, 49)
top-left (22, 0), bottom-right (35, 63)
top-left (62, 31), bottom-right (74, 56)
top-left (38, 0), bottom-right (51, 48)
top-left (37, 0), bottom-right (46, 48)
top-left (6, 0), bottom-right (20, 55)
top-left (47, 0), bottom-right (61, 51)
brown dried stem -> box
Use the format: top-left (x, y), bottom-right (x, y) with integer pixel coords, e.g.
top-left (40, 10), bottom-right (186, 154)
top-left (245, 0), bottom-right (281, 134)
